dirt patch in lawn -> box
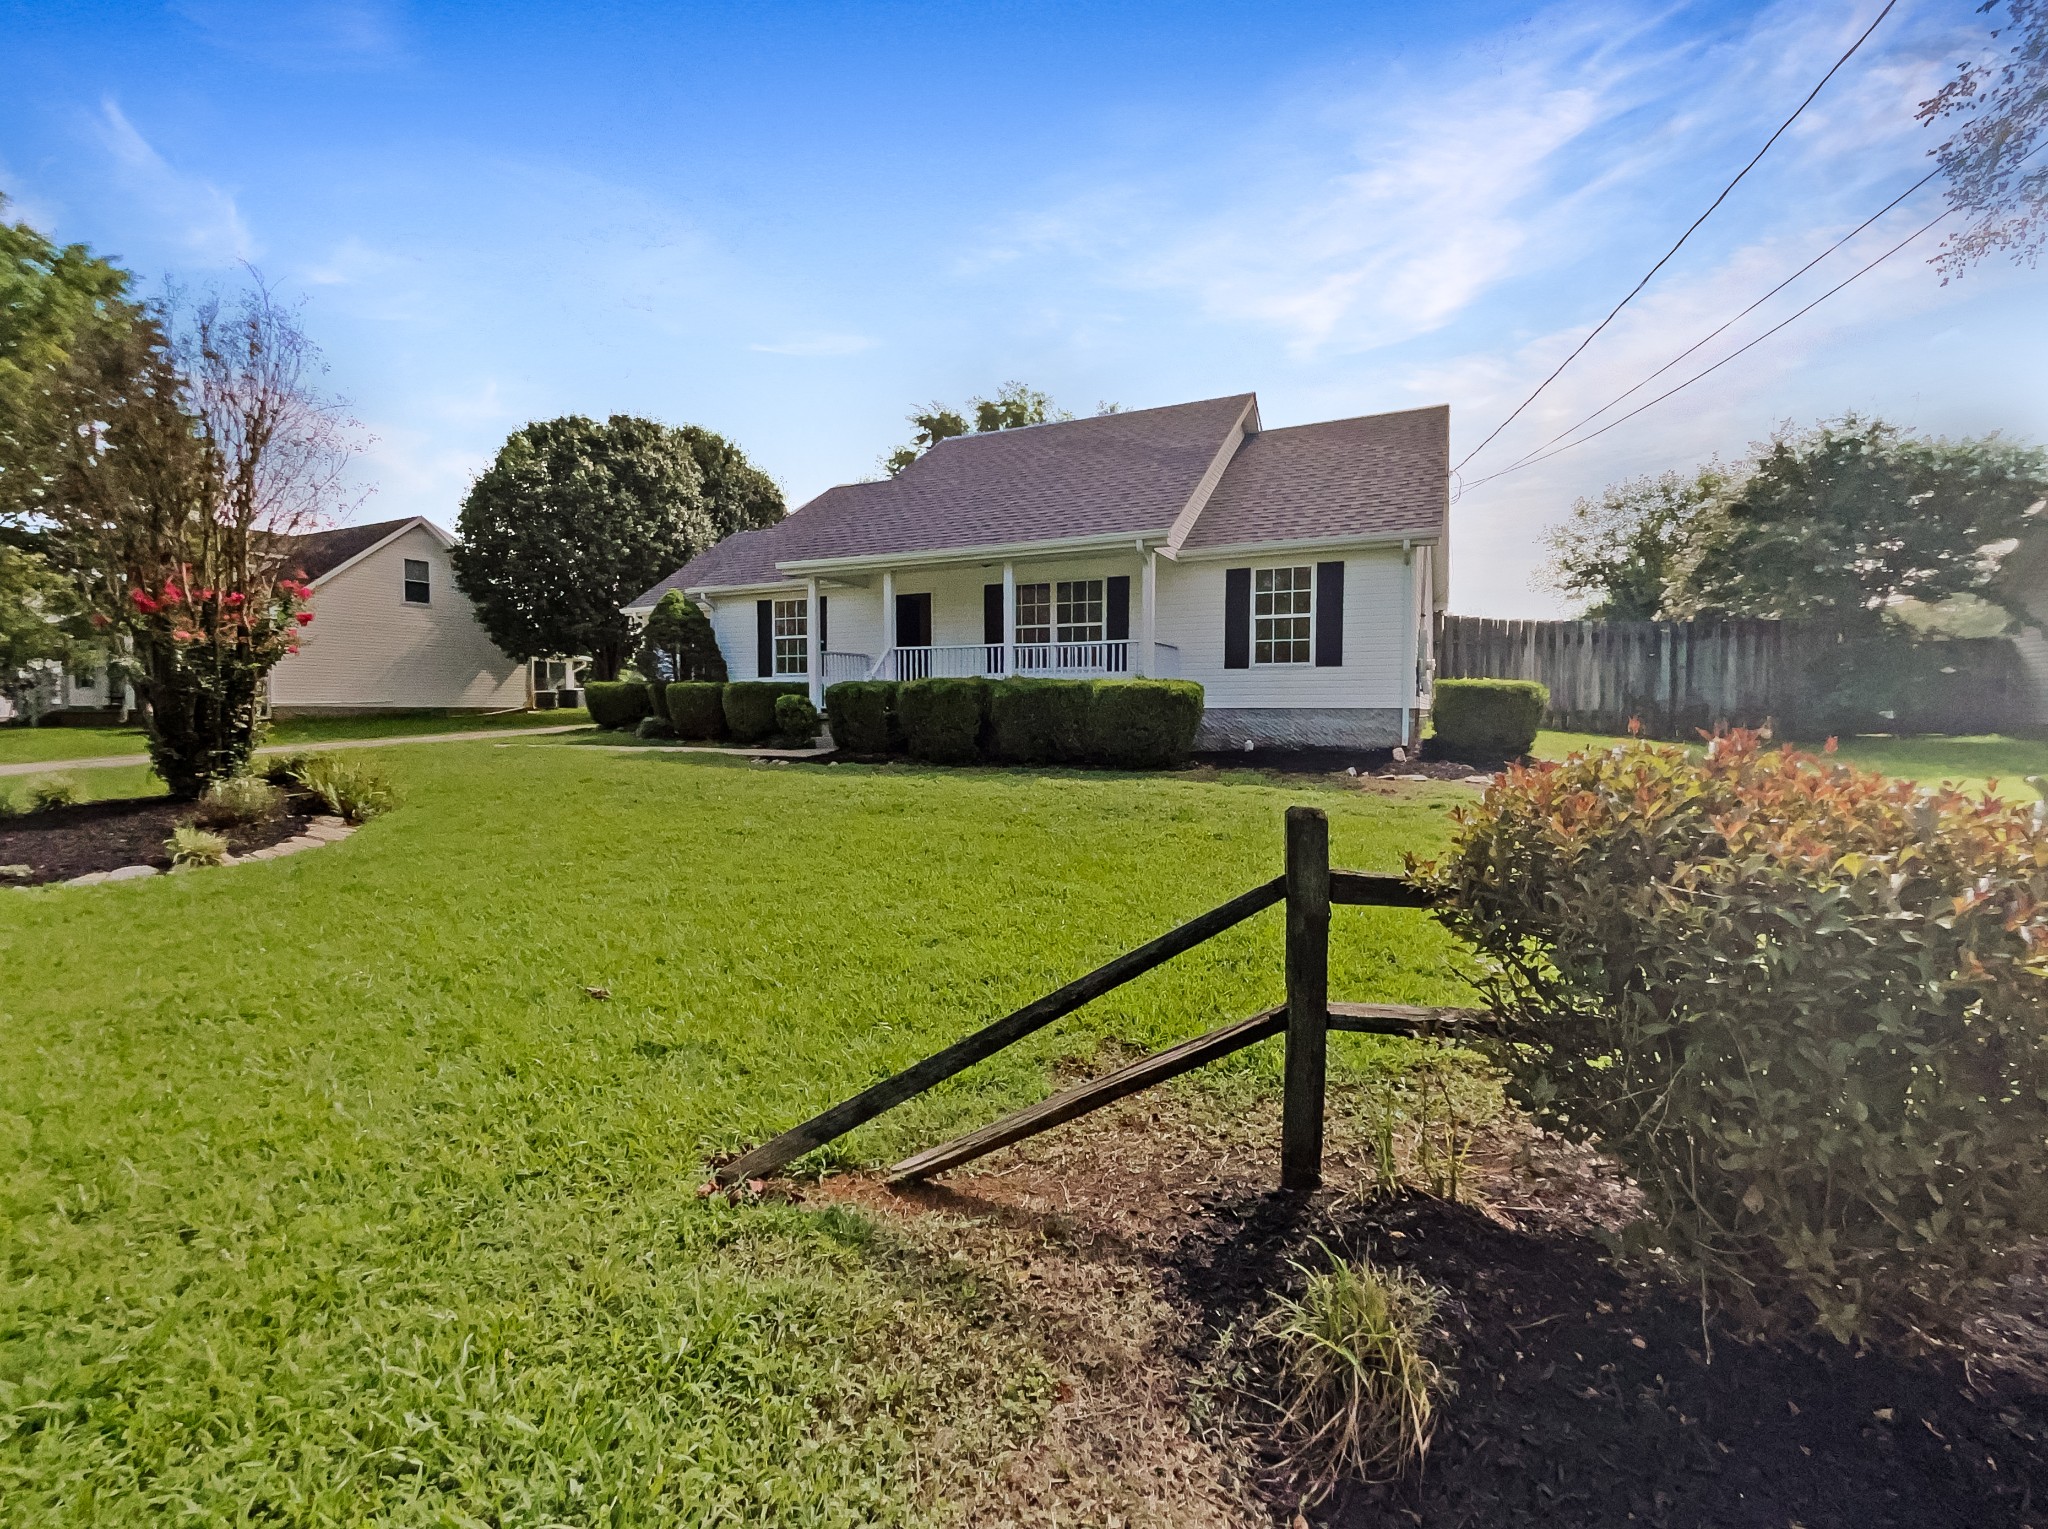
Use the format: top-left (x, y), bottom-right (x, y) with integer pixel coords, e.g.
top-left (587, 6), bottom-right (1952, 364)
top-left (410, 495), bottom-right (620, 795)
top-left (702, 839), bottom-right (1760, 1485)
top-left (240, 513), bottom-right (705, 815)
top-left (798, 1087), bottom-right (2048, 1528)
top-left (0, 792), bottom-right (325, 884)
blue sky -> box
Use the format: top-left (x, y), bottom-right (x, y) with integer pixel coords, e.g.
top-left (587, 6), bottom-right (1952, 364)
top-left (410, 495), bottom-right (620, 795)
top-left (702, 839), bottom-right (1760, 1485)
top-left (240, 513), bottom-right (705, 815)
top-left (5, 0), bottom-right (2044, 615)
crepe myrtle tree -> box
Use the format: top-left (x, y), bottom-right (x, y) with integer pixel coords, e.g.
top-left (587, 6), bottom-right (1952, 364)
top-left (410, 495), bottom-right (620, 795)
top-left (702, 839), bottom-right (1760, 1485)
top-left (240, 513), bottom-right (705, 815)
top-left (33, 279), bottom-right (359, 796)
top-left (453, 415), bottom-right (781, 680)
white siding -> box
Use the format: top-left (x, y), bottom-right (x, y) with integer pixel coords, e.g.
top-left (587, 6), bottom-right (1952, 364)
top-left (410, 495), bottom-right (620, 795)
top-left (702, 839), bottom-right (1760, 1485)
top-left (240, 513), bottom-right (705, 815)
top-left (268, 525), bottom-right (527, 712)
top-left (1158, 549), bottom-right (1414, 708)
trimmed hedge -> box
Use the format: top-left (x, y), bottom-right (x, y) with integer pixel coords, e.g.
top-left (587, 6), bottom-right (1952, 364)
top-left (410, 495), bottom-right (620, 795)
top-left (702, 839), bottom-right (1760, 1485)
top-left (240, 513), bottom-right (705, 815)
top-left (775, 693), bottom-right (821, 745)
top-left (585, 681), bottom-right (652, 731)
top-left (1430, 678), bottom-right (1548, 758)
top-left (1088, 680), bottom-right (1205, 768)
top-left (824, 681), bottom-right (902, 755)
top-left (723, 681), bottom-right (808, 744)
top-left (665, 682), bottom-right (727, 741)
top-left (988, 678), bottom-right (1095, 765)
top-left (898, 677), bottom-right (990, 764)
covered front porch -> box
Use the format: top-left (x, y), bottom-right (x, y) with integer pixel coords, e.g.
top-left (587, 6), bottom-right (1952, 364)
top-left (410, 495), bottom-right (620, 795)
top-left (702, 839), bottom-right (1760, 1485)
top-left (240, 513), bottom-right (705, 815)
top-left (792, 540), bottom-right (1181, 700)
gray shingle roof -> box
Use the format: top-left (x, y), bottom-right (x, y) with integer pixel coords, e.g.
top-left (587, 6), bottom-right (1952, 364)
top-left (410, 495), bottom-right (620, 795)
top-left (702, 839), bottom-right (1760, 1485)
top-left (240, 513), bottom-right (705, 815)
top-left (630, 393), bottom-right (1447, 602)
top-left (1178, 405), bottom-right (1448, 550)
top-left (283, 517), bottom-right (424, 583)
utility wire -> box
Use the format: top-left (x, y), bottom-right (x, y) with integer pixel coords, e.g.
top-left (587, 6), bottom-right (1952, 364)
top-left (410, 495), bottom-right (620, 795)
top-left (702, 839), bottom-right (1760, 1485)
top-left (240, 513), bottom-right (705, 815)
top-left (1487, 165), bottom-right (1942, 475)
top-left (1457, 206), bottom-right (1951, 491)
top-left (1452, 0), bottom-right (1899, 475)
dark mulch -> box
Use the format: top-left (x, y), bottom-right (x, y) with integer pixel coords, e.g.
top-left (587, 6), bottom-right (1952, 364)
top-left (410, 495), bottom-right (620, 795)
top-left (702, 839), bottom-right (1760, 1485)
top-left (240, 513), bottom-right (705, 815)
top-left (1174, 1183), bottom-right (2048, 1529)
top-left (0, 793), bottom-right (322, 884)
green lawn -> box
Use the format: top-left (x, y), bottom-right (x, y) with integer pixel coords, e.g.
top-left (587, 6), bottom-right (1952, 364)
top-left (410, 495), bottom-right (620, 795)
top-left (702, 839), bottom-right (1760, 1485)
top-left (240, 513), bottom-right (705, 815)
top-left (0, 747), bottom-right (1470, 1524)
top-left (1534, 728), bottom-right (2048, 800)
top-left (0, 710), bottom-right (591, 766)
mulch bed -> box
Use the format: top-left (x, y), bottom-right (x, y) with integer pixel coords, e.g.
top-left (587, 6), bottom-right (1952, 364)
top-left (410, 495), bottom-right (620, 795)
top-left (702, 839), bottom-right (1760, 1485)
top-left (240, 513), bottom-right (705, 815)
top-left (801, 1090), bottom-right (2048, 1528)
top-left (0, 793), bottom-right (323, 885)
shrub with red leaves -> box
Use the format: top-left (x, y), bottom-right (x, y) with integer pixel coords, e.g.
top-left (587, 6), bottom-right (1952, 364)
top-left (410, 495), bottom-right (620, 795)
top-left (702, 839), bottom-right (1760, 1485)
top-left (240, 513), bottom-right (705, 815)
top-left (1416, 729), bottom-right (2048, 1341)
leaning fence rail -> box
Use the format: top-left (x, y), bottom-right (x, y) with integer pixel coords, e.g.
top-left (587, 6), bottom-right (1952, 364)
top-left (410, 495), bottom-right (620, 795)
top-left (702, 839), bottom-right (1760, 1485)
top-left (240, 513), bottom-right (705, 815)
top-left (713, 807), bottom-right (1486, 1194)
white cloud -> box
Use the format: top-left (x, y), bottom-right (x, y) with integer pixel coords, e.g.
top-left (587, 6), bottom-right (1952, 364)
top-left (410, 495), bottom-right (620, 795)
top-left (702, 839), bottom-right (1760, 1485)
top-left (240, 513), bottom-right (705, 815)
top-left (171, 1), bottom-right (408, 68)
top-left (750, 333), bottom-right (878, 357)
top-left (93, 98), bottom-right (254, 264)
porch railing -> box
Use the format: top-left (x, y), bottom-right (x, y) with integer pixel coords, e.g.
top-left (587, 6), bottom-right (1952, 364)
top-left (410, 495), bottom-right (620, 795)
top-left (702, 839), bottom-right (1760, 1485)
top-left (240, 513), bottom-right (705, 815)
top-left (821, 651), bottom-right (873, 685)
top-left (867, 640), bottom-right (1135, 682)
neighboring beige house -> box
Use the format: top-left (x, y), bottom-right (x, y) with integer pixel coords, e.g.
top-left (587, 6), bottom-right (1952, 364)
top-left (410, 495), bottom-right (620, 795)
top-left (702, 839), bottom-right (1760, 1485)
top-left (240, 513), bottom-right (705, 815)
top-left (268, 516), bottom-right (529, 716)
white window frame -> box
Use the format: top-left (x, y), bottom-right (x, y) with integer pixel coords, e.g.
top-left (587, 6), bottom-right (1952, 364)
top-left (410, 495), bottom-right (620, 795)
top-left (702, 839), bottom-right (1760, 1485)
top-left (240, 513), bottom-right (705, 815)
top-left (1253, 565), bottom-right (1313, 666)
top-left (772, 597), bottom-right (809, 675)
top-left (1054, 579), bottom-right (1104, 644)
top-left (1015, 582), bottom-right (1052, 644)
top-left (402, 557), bottom-right (431, 605)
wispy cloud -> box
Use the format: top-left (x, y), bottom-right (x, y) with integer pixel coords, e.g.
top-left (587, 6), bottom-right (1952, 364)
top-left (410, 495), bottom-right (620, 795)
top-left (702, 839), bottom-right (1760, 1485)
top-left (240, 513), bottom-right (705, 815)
top-left (750, 333), bottom-right (878, 357)
top-left (93, 98), bottom-right (254, 264)
top-left (171, 1), bottom-right (409, 69)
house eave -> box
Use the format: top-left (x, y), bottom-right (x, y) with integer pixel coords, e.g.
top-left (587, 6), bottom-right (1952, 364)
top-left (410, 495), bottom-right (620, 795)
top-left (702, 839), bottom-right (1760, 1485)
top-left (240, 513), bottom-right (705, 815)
top-left (1165, 530), bottom-right (1443, 563)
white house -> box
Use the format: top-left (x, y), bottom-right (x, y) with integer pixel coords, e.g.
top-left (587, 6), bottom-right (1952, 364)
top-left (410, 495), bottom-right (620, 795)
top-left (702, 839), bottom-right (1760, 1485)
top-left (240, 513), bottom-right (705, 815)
top-left (625, 394), bottom-right (1450, 749)
top-left (268, 516), bottom-right (531, 715)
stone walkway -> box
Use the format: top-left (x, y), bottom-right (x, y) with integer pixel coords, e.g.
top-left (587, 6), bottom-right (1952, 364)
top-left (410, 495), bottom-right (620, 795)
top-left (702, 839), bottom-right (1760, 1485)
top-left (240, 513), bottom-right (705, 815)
top-left (0, 724), bottom-right (590, 778)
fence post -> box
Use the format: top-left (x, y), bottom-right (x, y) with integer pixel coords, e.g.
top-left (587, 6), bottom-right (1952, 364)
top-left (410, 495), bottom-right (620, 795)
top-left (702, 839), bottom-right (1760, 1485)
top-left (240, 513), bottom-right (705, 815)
top-left (1282, 805), bottom-right (1331, 1191)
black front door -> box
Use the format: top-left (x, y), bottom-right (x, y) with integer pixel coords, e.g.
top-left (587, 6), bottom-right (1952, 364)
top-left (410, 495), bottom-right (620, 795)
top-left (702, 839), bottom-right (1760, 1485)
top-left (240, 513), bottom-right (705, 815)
top-left (895, 592), bottom-right (932, 648)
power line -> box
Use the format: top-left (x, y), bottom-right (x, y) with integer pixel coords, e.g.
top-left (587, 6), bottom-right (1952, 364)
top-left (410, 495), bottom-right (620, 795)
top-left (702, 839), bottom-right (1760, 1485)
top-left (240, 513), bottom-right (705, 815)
top-left (1457, 206), bottom-right (1951, 491)
top-left (1452, 0), bottom-right (1899, 475)
top-left (1489, 165), bottom-right (1942, 475)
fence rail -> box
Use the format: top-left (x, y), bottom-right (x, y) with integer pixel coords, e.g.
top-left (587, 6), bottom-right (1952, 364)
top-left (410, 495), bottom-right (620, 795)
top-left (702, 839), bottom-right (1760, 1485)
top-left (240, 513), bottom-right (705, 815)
top-left (1436, 615), bottom-right (2033, 737)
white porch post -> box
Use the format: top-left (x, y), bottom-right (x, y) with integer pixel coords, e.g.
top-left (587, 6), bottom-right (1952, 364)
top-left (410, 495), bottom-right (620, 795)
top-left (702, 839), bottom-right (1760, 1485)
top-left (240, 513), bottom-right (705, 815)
top-left (806, 577), bottom-right (823, 708)
top-left (1002, 560), bottom-right (1016, 676)
top-left (1138, 549), bottom-right (1157, 678)
top-left (881, 568), bottom-right (896, 681)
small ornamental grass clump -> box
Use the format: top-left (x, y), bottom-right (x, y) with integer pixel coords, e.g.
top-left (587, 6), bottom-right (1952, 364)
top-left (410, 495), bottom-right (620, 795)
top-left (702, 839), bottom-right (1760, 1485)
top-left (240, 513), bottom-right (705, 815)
top-left (166, 824), bottom-right (229, 868)
top-left (191, 774), bottom-right (281, 827)
top-left (1262, 1249), bottom-right (1447, 1498)
top-left (26, 775), bottom-right (82, 812)
top-left (1417, 728), bottom-right (2048, 1341)
top-left (290, 756), bottom-right (397, 824)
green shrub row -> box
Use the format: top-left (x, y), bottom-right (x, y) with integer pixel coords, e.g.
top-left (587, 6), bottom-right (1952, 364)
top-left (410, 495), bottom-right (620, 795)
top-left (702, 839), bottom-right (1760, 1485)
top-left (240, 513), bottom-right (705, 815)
top-left (589, 679), bottom-right (816, 745)
top-left (1429, 678), bottom-right (1547, 758)
top-left (827, 677), bottom-right (1204, 768)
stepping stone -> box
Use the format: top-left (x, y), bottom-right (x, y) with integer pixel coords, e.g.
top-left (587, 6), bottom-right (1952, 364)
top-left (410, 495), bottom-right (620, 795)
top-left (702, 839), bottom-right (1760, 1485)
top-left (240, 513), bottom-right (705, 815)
top-left (0, 865), bottom-right (29, 879)
top-left (65, 872), bottom-right (110, 886)
top-left (308, 815), bottom-right (348, 830)
top-left (303, 822), bottom-right (352, 842)
top-left (105, 864), bottom-right (160, 881)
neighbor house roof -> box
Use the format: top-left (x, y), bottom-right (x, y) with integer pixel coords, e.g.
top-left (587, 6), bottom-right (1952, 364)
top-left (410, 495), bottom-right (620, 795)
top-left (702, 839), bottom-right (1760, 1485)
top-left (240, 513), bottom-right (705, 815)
top-left (281, 517), bottom-right (450, 585)
top-left (627, 392), bottom-right (1448, 605)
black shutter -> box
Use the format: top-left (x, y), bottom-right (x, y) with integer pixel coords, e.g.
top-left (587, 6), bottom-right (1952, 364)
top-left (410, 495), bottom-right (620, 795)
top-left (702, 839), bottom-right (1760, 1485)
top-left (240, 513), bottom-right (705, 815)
top-left (756, 599), bottom-right (772, 676)
top-left (1106, 576), bottom-right (1130, 641)
top-left (819, 596), bottom-right (829, 653)
top-left (983, 583), bottom-right (1003, 646)
top-left (1315, 561), bottom-right (1344, 667)
top-left (1223, 568), bottom-right (1251, 669)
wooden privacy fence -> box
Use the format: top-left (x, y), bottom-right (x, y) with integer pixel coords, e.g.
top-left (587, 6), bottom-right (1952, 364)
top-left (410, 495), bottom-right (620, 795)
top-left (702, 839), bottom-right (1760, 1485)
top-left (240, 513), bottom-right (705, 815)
top-left (714, 807), bottom-right (1487, 1195)
top-left (1436, 615), bottom-right (2032, 738)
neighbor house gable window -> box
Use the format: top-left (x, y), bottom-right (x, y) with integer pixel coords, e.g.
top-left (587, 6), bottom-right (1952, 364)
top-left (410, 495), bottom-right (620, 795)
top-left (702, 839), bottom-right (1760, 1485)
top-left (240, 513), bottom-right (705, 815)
top-left (403, 558), bottom-right (430, 604)
top-left (1253, 566), bottom-right (1312, 665)
top-left (771, 597), bottom-right (808, 675)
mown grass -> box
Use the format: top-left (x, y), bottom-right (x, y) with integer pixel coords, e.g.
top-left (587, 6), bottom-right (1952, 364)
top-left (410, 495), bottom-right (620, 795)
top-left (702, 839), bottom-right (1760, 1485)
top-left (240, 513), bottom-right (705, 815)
top-left (0, 746), bottom-right (1471, 1524)
top-left (0, 710), bottom-right (590, 766)
top-left (1535, 728), bottom-right (2048, 800)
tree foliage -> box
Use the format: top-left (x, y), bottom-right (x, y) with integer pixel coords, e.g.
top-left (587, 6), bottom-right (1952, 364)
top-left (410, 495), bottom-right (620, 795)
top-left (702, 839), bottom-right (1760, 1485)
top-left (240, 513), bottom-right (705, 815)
top-left (30, 283), bottom-right (358, 794)
top-left (1919, 0), bottom-right (2048, 274)
top-left (1541, 417), bottom-right (2048, 631)
top-left (1540, 467), bottom-right (1726, 620)
top-left (633, 588), bottom-right (726, 684)
top-left (0, 543), bottom-right (92, 722)
top-left (674, 424), bottom-right (785, 538)
top-left (453, 415), bottom-right (722, 680)
top-left (881, 382), bottom-right (1074, 475)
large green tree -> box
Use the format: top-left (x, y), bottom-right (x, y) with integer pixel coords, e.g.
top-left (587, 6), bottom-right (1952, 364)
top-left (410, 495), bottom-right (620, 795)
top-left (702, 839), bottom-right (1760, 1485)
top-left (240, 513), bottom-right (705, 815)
top-left (453, 415), bottom-right (731, 680)
top-left (0, 543), bottom-right (92, 723)
top-left (1669, 416), bottom-right (2048, 630)
top-left (882, 382), bottom-right (1071, 475)
top-left (1540, 467), bottom-right (1726, 620)
top-left (675, 423), bottom-right (786, 538)
top-left (1, 196), bottom-right (145, 528)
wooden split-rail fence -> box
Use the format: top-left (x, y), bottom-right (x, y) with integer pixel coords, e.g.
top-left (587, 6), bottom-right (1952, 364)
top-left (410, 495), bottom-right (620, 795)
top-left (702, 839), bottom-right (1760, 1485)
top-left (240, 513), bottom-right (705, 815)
top-left (714, 806), bottom-right (1489, 1194)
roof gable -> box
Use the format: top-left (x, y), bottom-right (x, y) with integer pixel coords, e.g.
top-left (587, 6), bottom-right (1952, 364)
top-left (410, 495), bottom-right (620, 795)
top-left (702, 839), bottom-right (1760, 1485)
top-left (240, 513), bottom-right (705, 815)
top-left (282, 517), bottom-right (452, 585)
